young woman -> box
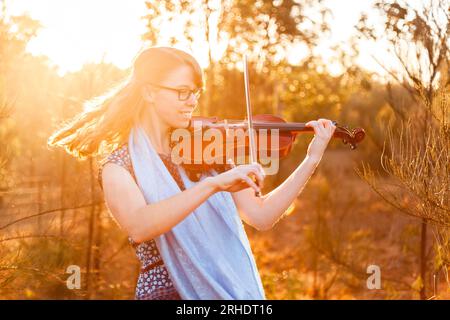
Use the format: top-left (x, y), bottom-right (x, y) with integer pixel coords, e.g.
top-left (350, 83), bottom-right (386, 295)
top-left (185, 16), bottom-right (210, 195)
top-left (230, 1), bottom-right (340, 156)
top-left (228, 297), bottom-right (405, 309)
top-left (48, 46), bottom-right (336, 300)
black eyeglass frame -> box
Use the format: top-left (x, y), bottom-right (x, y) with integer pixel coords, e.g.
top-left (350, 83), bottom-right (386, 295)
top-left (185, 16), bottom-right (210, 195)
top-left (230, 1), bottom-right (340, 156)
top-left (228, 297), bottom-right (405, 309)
top-left (147, 83), bottom-right (203, 101)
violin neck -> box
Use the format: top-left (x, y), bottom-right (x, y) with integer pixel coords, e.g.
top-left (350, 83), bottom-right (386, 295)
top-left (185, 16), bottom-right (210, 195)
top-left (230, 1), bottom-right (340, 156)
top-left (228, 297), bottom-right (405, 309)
top-left (253, 122), bottom-right (313, 133)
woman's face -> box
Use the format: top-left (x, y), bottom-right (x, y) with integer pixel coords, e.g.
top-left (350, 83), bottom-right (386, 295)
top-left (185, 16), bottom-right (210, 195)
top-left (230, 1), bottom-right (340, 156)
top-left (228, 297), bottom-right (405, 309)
top-left (145, 65), bottom-right (200, 130)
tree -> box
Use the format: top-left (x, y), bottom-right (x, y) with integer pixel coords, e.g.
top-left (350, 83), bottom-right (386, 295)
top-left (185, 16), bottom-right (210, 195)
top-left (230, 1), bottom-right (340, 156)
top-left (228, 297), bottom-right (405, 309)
top-left (357, 0), bottom-right (449, 123)
top-left (141, 0), bottom-right (331, 115)
top-left (356, 0), bottom-right (449, 299)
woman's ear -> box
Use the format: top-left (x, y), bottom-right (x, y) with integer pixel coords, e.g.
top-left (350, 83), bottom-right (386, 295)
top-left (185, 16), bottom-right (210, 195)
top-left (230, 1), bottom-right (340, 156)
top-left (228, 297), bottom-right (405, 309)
top-left (141, 86), bottom-right (154, 104)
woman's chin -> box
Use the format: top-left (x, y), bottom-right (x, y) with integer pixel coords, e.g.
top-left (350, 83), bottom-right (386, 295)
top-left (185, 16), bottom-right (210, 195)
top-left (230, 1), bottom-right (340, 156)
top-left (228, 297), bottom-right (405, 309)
top-left (172, 118), bottom-right (191, 129)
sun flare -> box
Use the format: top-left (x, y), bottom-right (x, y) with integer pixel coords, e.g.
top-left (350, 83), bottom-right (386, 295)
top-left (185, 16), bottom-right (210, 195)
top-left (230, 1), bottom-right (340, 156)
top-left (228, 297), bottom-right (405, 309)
top-left (6, 0), bottom-right (149, 74)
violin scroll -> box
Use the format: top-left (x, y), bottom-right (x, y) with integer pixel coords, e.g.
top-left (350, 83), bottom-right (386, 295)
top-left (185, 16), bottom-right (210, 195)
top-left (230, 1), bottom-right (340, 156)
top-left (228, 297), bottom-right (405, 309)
top-left (334, 125), bottom-right (366, 150)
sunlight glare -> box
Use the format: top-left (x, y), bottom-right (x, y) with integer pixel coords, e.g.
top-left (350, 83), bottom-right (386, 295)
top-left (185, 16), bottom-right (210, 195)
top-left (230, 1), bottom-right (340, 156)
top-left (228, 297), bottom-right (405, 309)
top-left (6, 0), bottom-right (148, 74)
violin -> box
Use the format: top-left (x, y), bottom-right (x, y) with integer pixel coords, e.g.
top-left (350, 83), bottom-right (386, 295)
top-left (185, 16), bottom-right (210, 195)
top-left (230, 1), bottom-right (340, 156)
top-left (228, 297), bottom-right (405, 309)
top-left (170, 55), bottom-right (365, 190)
top-left (170, 113), bottom-right (365, 173)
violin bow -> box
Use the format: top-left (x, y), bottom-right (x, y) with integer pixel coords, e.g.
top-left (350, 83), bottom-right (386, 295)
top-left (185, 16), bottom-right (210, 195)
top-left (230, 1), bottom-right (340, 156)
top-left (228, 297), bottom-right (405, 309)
top-left (243, 55), bottom-right (262, 197)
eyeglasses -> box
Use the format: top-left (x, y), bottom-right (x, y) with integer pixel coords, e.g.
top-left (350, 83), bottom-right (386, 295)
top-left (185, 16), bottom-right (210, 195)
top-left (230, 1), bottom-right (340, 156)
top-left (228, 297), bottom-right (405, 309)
top-left (148, 83), bottom-right (203, 101)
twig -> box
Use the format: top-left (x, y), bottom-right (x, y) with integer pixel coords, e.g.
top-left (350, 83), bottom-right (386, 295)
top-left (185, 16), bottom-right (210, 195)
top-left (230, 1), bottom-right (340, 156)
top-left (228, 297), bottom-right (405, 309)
top-left (0, 202), bottom-right (103, 230)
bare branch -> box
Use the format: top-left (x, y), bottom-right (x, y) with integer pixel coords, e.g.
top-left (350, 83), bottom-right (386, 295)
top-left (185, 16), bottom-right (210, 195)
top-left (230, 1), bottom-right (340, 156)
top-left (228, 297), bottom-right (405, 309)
top-left (0, 202), bottom-right (103, 231)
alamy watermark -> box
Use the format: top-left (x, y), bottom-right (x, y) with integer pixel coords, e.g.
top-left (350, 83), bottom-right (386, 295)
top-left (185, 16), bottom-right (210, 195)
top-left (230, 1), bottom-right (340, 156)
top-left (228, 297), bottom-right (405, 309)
top-left (170, 122), bottom-right (280, 175)
top-left (66, 265), bottom-right (81, 290)
top-left (366, 264), bottom-right (381, 290)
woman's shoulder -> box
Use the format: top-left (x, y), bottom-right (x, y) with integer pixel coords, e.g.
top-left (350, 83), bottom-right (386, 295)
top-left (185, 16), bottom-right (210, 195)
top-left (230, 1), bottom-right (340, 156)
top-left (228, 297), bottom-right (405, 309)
top-left (98, 143), bottom-right (135, 188)
top-left (107, 143), bottom-right (131, 164)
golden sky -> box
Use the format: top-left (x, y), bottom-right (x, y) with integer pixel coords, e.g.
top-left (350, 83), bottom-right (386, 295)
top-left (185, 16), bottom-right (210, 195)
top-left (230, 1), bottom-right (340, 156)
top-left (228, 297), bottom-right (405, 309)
top-left (5, 0), bottom-right (393, 77)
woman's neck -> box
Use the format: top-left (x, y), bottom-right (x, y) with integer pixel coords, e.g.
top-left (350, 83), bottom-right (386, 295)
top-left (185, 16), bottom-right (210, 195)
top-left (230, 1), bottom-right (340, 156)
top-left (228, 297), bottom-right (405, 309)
top-left (141, 112), bottom-right (172, 155)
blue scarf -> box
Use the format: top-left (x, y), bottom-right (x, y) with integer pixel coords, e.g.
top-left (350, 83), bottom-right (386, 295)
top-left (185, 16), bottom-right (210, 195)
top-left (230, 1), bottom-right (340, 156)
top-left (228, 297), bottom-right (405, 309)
top-left (128, 126), bottom-right (265, 299)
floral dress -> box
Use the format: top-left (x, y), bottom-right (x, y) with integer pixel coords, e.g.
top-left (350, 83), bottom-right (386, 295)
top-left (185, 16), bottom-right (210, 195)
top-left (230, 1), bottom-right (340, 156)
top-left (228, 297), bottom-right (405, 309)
top-left (98, 144), bottom-right (186, 300)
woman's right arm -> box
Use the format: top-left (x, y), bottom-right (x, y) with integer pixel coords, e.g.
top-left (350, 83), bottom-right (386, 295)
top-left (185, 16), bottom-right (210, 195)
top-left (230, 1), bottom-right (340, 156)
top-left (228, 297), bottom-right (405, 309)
top-left (102, 162), bottom-right (264, 243)
top-left (102, 163), bottom-right (218, 243)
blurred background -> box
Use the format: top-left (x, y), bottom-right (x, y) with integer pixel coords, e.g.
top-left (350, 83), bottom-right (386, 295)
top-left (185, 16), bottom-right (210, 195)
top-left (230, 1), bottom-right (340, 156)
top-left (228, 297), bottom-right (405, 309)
top-left (0, 0), bottom-right (448, 299)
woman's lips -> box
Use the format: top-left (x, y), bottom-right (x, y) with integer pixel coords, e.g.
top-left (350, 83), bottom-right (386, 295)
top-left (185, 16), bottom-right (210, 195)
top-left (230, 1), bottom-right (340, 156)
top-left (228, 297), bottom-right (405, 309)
top-left (179, 111), bottom-right (192, 119)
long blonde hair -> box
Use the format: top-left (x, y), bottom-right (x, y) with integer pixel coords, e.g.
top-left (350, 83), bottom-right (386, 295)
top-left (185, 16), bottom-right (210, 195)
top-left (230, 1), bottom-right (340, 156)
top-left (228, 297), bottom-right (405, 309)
top-left (48, 47), bottom-right (204, 160)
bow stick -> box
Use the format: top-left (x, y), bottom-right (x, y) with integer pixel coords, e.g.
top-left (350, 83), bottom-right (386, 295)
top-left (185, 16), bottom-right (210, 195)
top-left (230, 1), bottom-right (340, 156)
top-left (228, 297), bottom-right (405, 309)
top-left (243, 55), bottom-right (262, 197)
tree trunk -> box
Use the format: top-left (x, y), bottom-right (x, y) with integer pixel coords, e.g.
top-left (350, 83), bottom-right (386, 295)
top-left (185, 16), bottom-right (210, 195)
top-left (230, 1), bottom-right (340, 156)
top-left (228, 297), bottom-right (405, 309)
top-left (419, 218), bottom-right (428, 300)
top-left (85, 158), bottom-right (97, 299)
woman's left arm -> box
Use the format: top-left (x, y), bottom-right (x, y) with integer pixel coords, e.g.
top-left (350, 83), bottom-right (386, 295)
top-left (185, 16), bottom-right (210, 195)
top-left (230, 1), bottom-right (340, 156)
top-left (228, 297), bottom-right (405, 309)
top-left (232, 118), bottom-right (336, 231)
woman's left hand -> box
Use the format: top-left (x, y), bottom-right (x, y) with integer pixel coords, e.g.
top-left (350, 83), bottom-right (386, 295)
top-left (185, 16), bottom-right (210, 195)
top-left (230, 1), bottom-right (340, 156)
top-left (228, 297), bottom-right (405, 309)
top-left (305, 118), bottom-right (336, 163)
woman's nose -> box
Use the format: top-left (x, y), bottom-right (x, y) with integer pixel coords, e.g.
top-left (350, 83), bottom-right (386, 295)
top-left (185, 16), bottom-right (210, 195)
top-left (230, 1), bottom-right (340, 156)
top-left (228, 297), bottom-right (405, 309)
top-left (187, 92), bottom-right (198, 105)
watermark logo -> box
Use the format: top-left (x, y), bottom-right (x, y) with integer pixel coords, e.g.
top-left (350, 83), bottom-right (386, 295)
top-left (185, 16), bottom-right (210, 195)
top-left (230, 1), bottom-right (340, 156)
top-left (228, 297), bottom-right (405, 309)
top-left (66, 265), bottom-right (81, 290)
top-left (170, 121), bottom-right (280, 175)
top-left (366, 264), bottom-right (381, 289)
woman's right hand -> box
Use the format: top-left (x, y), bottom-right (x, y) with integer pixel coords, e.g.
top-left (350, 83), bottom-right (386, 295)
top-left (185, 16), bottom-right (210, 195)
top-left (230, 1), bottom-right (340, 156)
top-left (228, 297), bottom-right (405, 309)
top-left (209, 163), bottom-right (265, 193)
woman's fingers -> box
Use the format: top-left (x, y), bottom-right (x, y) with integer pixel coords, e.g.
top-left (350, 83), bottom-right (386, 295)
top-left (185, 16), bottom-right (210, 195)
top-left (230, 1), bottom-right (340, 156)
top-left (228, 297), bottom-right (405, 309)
top-left (305, 120), bottom-right (317, 134)
top-left (239, 174), bottom-right (260, 193)
top-left (318, 118), bottom-right (337, 138)
top-left (252, 163), bottom-right (266, 188)
top-left (234, 163), bottom-right (265, 191)
top-left (249, 168), bottom-right (264, 190)
top-left (242, 164), bottom-right (265, 190)
top-left (317, 118), bottom-right (330, 137)
top-left (308, 119), bottom-right (336, 139)
top-left (306, 120), bottom-right (326, 137)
